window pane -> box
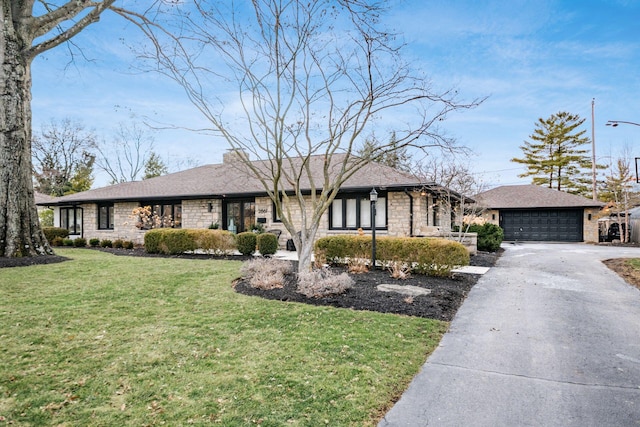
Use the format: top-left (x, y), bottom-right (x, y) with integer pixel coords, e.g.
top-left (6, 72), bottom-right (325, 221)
top-left (173, 204), bottom-right (182, 228)
top-left (61, 209), bottom-right (69, 230)
top-left (375, 197), bottom-right (386, 228)
top-left (74, 208), bottom-right (82, 234)
top-left (360, 199), bottom-right (371, 228)
top-left (331, 199), bottom-right (343, 228)
top-left (109, 206), bottom-right (114, 228)
top-left (346, 199), bottom-right (356, 228)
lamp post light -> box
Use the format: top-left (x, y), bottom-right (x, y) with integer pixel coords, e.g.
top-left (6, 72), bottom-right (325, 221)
top-left (606, 120), bottom-right (640, 127)
top-left (370, 188), bottom-right (377, 269)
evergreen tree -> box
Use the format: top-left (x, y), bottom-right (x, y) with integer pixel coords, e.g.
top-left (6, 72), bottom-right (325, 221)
top-left (358, 132), bottom-right (412, 172)
top-left (143, 152), bottom-right (169, 179)
top-left (512, 112), bottom-right (598, 195)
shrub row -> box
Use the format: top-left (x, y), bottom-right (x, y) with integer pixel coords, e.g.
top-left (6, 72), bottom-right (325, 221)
top-left (42, 227), bottom-right (69, 243)
top-left (144, 229), bottom-right (236, 255)
top-left (144, 229), bottom-right (280, 256)
top-left (50, 236), bottom-right (134, 248)
top-left (314, 235), bottom-right (469, 276)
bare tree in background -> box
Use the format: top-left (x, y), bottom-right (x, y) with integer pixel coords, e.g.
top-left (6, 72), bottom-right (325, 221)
top-left (96, 122), bottom-right (165, 183)
top-left (131, 1), bottom-right (483, 272)
top-left (414, 155), bottom-right (487, 238)
top-left (32, 118), bottom-right (97, 196)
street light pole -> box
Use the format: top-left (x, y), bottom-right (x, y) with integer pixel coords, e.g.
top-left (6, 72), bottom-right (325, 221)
top-left (591, 99), bottom-right (597, 200)
top-left (606, 120), bottom-right (640, 127)
top-left (370, 188), bottom-right (377, 270)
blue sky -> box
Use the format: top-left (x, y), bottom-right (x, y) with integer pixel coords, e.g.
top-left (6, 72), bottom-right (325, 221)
top-left (30, 0), bottom-right (640, 189)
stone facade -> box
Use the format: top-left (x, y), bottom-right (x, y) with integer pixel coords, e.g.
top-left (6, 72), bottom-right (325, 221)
top-left (55, 190), bottom-right (459, 248)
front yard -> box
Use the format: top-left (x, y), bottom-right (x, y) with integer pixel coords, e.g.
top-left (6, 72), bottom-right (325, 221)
top-left (0, 249), bottom-right (446, 426)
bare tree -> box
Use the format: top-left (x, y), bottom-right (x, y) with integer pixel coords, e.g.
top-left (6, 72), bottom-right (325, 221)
top-left (32, 118), bottom-right (97, 196)
top-left (132, 1), bottom-right (482, 272)
top-left (96, 122), bottom-right (159, 183)
top-left (414, 155), bottom-right (487, 238)
top-left (600, 149), bottom-right (639, 243)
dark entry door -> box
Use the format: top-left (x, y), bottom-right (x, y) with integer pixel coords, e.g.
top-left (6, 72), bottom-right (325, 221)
top-left (224, 200), bottom-right (255, 233)
top-left (500, 209), bottom-right (583, 241)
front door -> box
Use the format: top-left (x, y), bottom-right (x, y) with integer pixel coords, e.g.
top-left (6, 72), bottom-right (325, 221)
top-left (224, 200), bottom-right (255, 233)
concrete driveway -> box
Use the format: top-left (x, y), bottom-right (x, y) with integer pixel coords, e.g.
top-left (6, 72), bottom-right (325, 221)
top-left (379, 243), bottom-right (640, 427)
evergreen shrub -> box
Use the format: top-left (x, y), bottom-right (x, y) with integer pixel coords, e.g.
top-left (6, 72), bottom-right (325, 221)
top-left (89, 238), bottom-right (100, 247)
top-left (257, 233), bottom-right (278, 256)
top-left (73, 238), bottom-right (86, 247)
top-left (236, 232), bottom-right (257, 256)
top-left (466, 223), bottom-right (504, 252)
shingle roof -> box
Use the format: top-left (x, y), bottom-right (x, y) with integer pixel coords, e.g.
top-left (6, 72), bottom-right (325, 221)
top-left (45, 153), bottom-right (428, 205)
top-left (474, 185), bottom-right (604, 209)
top-left (34, 192), bottom-right (57, 205)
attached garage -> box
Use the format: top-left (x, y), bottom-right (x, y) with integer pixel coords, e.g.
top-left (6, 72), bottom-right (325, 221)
top-left (500, 208), bottom-right (583, 242)
top-left (474, 185), bottom-right (604, 243)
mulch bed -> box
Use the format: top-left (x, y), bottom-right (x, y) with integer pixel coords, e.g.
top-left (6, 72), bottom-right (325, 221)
top-left (0, 247), bottom-right (501, 321)
top-left (234, 251), bottom-right (501, 320)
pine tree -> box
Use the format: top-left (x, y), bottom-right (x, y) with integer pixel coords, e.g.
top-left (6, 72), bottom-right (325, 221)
top-left (512, 112), bottom-right (597, 195)
top-left (143, 152), bottom-right (169, 179)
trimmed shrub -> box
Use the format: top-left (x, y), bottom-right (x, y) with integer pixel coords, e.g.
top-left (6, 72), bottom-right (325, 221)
top-left (42, 227), bottom-right (69, 243)
top-left (73, 238), bottom-right (87, 247)
top-left (188, 229), bottom-right (236, 255)
top-left (466, 223), bottom-right (504, 252)
top-left (297, 268), bottom-right (354, 298)
top-left (236, 232), bottom-right (257, 256)
top-left (62, 238), bottom-right (74, 247)
top-left (113, 239), bottom-right (124, 249)
top-left (123, 240), bottom-right (135, 250)
top-left (315, 235), bottom-right (469, 277)
top-left (89, 238), bottom-right (100, 247)
top-left (100, 239), bottom-right (113, 248)
top-left (257, 233), bottom-right (278, 256)
top-left (51, 236), bottom-right (64, 247)
top-left (143, 229), bottom-right (196, 255)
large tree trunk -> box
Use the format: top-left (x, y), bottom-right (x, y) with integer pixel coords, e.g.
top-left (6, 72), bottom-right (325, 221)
top-left (0, 18), bottom-right (53, 257)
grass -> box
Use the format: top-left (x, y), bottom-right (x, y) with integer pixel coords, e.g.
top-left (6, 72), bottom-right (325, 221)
top-left (626, 258), bottom-right (640, 270)
top-left (0, 249), bottom-right (447, 426)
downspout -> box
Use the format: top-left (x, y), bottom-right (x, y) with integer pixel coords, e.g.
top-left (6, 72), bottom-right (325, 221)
top-left (403, 189), bottom-right (414, 236)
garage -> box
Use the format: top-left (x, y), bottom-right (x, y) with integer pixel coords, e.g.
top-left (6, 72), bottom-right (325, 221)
top-left (500, 209), bottom-right (583, 241)
top-left (474, 185), bottom-right (604, 243)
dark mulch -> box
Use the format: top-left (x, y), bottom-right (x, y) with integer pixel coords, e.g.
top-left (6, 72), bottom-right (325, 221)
top-left (0, 254), bottom-right (70, 268)
top-left (0, 247), bottom-right (501, 321)
top-left (234, 251), bottom-right (501, 320)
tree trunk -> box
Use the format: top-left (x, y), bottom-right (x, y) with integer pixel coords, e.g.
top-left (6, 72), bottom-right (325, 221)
top-left (0, 21), bottom-right (53, 257)
top-left (295, 225), bottom-right (319, 274)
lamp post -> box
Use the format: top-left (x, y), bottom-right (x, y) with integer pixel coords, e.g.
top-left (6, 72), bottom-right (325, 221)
top-left (370, 188), bottom-right (377, 269)
top-left (606, 120), bottom-right (640, 127)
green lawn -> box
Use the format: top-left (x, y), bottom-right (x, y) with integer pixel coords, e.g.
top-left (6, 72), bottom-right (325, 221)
top-left (0, 249), bottom-right (446, 426)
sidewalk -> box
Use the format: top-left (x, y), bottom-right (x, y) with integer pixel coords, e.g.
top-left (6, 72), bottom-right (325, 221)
top-left (379, 243), bottom-right (640, 427)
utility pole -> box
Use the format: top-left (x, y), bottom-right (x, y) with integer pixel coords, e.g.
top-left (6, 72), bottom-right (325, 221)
top-left (591, 98), bottom-right (597, 200)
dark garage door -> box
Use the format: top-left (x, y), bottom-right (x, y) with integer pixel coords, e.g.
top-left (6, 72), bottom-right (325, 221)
top-left (500, 209), bottom-right (583, 242)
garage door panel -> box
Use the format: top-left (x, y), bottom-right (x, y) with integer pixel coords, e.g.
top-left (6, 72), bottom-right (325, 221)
top-left (501, 209), bottom-right (583, 241)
